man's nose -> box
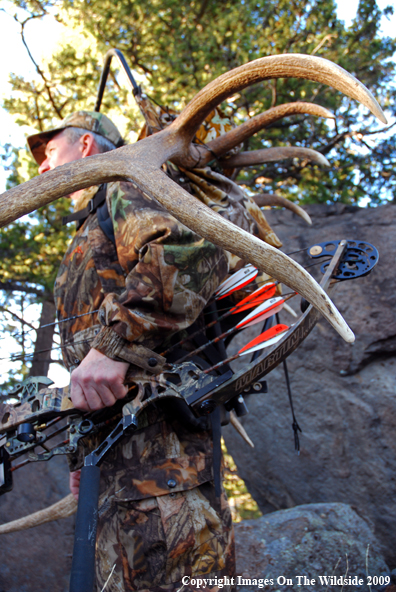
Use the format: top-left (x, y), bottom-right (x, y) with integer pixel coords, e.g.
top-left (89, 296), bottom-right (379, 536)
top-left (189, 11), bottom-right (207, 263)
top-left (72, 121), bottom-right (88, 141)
top-left (38, 159), bottom-right (50, 174)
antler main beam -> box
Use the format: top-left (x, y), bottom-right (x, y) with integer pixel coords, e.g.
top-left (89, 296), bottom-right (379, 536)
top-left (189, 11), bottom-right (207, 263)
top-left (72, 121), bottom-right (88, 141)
top-left (0, 54), bottom-right (387, 344)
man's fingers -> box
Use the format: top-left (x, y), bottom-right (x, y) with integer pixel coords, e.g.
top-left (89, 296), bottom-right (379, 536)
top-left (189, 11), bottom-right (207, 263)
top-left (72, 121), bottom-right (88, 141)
top-left (111, 379), bottom-right (128, 400)
top-left (71, 381), bottom-right (90, 411)
top-left (82, 383), bottom-right (107, 411)
top-left (95, 380), bottom-right (120, 407)
top-left (71, 376), bottom-right (105, 411)
top-left (70, 349), bottom-right (130, 410)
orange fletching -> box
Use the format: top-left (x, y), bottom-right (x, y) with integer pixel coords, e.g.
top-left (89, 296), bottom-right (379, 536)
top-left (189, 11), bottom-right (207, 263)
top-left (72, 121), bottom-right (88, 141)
top-left (238, 324), bottom-right (289, 354)
top-left (230, 282), bottom-right (277, 314)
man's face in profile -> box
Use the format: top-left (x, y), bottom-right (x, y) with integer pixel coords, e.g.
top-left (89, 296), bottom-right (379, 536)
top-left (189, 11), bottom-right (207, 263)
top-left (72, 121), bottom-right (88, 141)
top-left (38, 130), bottom-right (84, 174)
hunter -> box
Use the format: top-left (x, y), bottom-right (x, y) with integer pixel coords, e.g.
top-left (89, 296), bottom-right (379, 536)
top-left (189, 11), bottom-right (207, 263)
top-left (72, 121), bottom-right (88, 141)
top-left (27, 110), bottom-right (252, 592)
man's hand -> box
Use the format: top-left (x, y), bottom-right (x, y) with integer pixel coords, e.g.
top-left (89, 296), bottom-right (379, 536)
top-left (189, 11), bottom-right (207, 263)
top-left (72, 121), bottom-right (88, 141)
top-left (71, 348), bottom-right (129, 411)
top-left (70, 470), bottom-right (81, 501)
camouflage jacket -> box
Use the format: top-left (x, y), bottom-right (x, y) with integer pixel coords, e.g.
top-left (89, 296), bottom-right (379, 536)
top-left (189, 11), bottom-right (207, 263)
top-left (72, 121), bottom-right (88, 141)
top-left (55, 167), bottom-right (280, 373)
top-left (55, 167), bottom-right (280, 498)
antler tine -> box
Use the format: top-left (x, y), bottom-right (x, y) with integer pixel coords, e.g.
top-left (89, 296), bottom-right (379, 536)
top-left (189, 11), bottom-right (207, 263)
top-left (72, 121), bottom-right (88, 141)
top-left (1, 54), bottom-right (378, 344)
top-left (169, 54), bottom-right (386, 164)
top-left (0, 494), bottom-right (77, 534)
top-left (220, 146), bottom-right (330, 168)
top-left (0, 55), bottom-right (385, 226)
top-left (253, 193), bottom-right (312, 225)
top-left (198, 102), bottom-right (335, 166)
top-left (0, 117), bottom-right (353, 342)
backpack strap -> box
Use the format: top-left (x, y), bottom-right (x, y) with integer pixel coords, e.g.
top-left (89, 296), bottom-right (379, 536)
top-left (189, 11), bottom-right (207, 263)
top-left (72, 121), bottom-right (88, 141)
top-left (96, 195), bottom-right (115, 244)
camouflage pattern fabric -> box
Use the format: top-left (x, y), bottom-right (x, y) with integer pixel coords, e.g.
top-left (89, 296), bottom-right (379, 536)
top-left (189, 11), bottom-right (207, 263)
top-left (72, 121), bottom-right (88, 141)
top-left (195, 107), bottom-right (237, 150)
top-left (54, 180), bottom-right (229, 369)
top-left (96, 482), bottom-right (235, 592)
top-left (95, 388), bottom-right (234, 592)
top-left (54, 142), bottom-right (280, 590)
top-left (70, 402), bottom-right (215, 496)
top-left (132, 93), bottom-right (282, 273)
top-left (55, 177), bottom-right (235, 590)
top-left (56, 110), bottom-right (124, 146)
top-left (55, 172), bottom-right (280, 370)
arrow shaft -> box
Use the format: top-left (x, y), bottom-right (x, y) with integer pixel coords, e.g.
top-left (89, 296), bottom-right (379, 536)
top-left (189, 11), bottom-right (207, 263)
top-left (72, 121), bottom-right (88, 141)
top-left (161, 281), bottom-right (277, 357)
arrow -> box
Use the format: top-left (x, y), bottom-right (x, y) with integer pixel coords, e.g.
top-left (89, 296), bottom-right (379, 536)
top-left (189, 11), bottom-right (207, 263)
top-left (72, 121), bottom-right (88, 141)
top-left (161, 281), bottom-right (277, 357)
top-left (235, 296), bottom-right (285, 329)
top-left (203, 323), bottom-right (290, 374)
top-left (214, 263), bottom-right (258, 300)
top-left (229, 282), bottom-right (277, 313)
top-left (213, 241), bottom-right (329, 303)
top-left (238, 323), bottom-right (289, 354)
top-left (177, 296), bottom-right (290, 363)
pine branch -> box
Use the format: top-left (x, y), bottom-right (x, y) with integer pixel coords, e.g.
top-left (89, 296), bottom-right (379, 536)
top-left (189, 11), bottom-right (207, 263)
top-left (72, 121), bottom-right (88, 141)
top-left (195, 0), bottom-right (210, 23)
top-left (14, 12), bottom-right (64, 119)
top-left (0, 307), bottom-right (36, 331)
top-left (0, 281), bottom-right (45, 296)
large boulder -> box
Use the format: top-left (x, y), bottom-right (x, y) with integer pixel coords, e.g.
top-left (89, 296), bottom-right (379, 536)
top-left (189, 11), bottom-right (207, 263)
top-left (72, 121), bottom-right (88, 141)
top-left (224, 203), bottom-right (396, 567)
top-left (234, 502), bottom-right (390, 591)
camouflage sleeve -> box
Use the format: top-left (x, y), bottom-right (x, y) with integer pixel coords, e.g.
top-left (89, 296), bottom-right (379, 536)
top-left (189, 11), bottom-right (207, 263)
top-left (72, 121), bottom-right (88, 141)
top-left (91, 180), bottom-right (229, 359)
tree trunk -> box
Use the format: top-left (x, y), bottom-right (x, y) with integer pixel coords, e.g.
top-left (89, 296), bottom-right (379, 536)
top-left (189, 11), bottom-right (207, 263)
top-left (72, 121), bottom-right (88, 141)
top-left (29, 298), bottom-right (56, 377)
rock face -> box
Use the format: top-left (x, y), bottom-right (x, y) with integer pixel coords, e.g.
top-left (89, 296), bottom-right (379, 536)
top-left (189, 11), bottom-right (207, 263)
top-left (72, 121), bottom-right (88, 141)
top-left (223, 203), bottom-right (396, 567)
top-left (0, 456), bottom-right (74, 592)
top-left (234, 502), bottom-right (390, 591)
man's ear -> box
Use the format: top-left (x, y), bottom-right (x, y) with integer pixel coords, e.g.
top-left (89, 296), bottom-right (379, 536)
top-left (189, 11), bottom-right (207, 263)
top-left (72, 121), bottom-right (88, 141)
top-left (80, 133), bottom-right (100, 158)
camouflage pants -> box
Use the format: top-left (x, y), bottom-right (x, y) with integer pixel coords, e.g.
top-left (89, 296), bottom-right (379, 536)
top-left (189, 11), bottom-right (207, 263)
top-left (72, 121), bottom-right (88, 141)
top-left (95, 481), bottom-right (236, 592)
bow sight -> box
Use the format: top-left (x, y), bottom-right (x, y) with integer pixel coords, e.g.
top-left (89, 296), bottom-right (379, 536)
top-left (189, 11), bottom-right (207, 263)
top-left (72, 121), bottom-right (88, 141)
top-left (308, 240), bottom-right (379, 280)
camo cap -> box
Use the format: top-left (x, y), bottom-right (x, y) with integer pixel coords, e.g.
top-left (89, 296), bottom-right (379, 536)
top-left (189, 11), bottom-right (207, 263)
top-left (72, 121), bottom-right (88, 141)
top-left (27, 111), bottom-right (124, 165)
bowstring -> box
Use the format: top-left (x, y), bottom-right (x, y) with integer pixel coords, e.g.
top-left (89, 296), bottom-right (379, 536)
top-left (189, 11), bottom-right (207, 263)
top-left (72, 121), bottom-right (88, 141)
top-left (0, 337), bottom-right (94, 364)
top-left (0, 309), bottom-right (100, 344)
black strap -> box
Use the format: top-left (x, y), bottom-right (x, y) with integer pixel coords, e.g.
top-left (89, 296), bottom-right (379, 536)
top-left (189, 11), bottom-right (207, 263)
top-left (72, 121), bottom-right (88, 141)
top-left (188, 304), bottom-right (229, 498)
top-left (282, 357), bottom-right (302, 453)
top-left (97, 199), bottom-right (115, 245)
top-left (211, 406), bottom-right (222, 498)
top-left (62, 184), bottom-right (108, 227)
top-left (275, 312), bottom-right (302, 453)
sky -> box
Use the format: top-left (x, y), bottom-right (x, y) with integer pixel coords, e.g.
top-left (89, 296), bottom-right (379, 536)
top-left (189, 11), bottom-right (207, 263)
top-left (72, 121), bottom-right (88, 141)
top-left (0, 0), bottom-right (395, 387)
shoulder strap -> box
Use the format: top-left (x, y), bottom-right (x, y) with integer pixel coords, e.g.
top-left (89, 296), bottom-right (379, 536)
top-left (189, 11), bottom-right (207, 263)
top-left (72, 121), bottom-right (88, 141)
top-left (96, 195), bottom-right (116, 245)
top-left (62, 184), bottom-right (116, 245)
top-left (62, 185), bottom-right (108, 228)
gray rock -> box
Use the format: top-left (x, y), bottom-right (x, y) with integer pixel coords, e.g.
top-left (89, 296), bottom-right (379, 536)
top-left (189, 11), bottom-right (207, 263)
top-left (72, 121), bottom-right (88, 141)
top-left (224, 203), bottom-right (396, 568)
top-left (0, 455), bottom-right (74, 592)
top-left (233, 503), bottom-right (390, 591)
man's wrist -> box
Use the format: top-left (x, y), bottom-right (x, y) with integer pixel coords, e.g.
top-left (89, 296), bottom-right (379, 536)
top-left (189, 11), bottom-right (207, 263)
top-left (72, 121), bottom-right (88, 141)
top-left (91, 326), bottom-right (167, 373)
